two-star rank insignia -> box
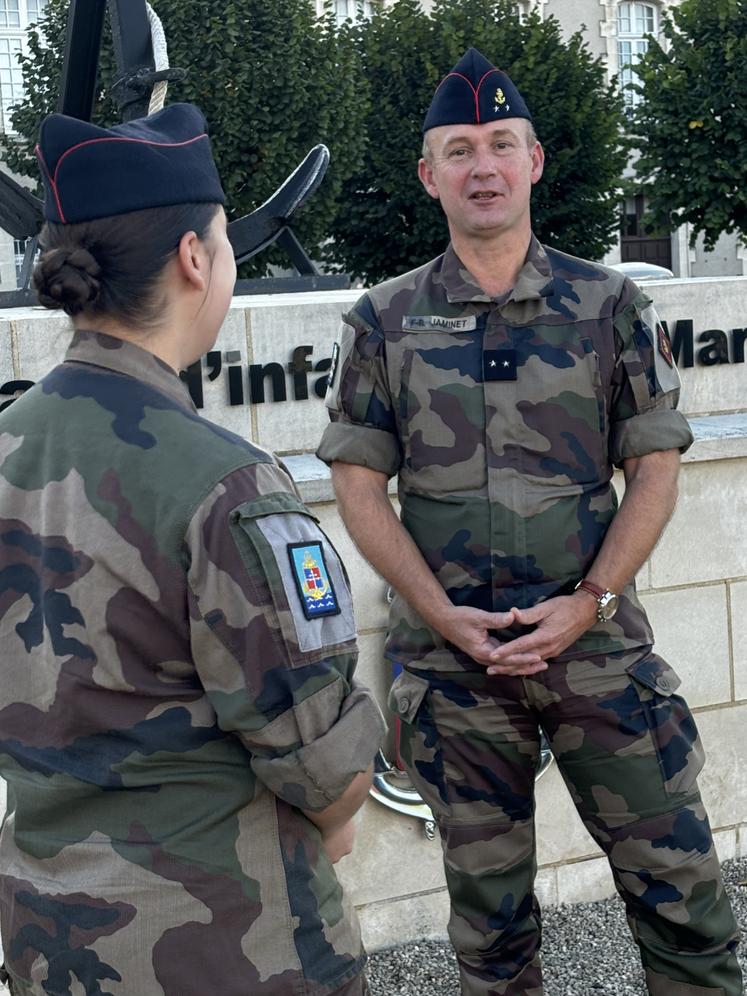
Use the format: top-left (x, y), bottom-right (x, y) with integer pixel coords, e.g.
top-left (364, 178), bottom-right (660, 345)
top-left (288, 542), bottom-right (341, 620)
top-left (483, 349), bottom-right (517, 381)
top-left (657, 323), bottom-right (674, 367)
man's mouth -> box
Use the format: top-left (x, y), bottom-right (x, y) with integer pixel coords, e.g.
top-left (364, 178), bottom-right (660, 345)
top-left (470, 191), bottom-right (500, 201)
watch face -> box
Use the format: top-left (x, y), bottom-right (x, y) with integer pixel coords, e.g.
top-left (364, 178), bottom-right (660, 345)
top-left (599, 592), bottom-right (619, 621)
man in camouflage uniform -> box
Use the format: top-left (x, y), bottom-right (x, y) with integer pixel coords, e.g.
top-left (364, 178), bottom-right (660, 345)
top-left (317, 48), bottom-right (741, 996)
top-left (0, 105), bottom-right (384, 996)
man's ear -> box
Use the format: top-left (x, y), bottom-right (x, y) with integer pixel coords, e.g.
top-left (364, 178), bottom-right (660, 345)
top-left (530, 142), bottom-right (545, 186)
top-left (418, 158), bottom-right (440, 201)
top-left (176, 230), bottom-right (207, 291)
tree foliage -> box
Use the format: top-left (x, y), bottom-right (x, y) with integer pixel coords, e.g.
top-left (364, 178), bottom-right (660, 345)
top-left (327, 0), bottom-right (630, 283)
top-left (1, 0), bottom-right (367, 276)
top-left (632, 0), bottom-right (746, 251)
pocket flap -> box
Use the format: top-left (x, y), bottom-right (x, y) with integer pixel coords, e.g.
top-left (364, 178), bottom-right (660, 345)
top-left (388, 670), bottom-right (430, 723)
top-left (626, 653), bottom-right (681, 696)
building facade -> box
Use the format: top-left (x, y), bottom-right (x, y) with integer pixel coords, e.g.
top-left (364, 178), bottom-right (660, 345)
top-left (521, 0), bottom-right (744, 277)
top-left (0, 1), bottom-right (742, 284)
top-left (0, 0), bottom-right (46, 289)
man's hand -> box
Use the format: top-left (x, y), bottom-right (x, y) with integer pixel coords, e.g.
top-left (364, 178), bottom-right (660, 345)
top-left (440, 605), bottom-right (548, 676)
top-left (321, 820), bottom-right (356, 864)
top-left (485, 593), bottom-right (597, 673)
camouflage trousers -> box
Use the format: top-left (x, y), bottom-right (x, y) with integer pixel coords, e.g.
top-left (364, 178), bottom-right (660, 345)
top-left (391, 649), bottom-right (742, 996)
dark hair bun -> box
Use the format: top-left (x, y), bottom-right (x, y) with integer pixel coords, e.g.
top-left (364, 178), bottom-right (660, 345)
top-left (33, 247), bottom-right (102, 315)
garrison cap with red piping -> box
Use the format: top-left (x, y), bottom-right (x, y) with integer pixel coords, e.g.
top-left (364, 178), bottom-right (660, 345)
top-left (35, 102), bottom-right (226, 225)
top-left (423, 47), bottom-right (532, 133)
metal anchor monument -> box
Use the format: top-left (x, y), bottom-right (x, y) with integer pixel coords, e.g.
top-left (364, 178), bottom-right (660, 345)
top-left (0, 0), bottom-right (553, 835)
top-left (0, 0), bottom-right (345, 308)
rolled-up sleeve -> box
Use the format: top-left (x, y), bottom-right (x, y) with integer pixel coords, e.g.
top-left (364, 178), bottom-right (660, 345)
top-left (186, 463), bottom-right (384, 811)
top-left (609, 282), bottom-right (694, 466)
top-left (316, 296), bottom-right (401, 477)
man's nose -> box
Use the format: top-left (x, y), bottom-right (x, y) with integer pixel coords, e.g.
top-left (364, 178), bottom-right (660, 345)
top-left (471, 147), bottom-right (497, 177)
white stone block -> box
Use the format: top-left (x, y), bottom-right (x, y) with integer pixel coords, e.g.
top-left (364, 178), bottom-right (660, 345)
top-left (336, 796), bottom-right (446, 908)
top-left (639, 585), bottom-right (731, 708)
top-left (0, 318), bottom-right (14, 385)
top-left (194, 308), bottom-right (256, 442)
top-left (696, 704), bottom-right (747, 830)
top-left (535, 866), bottom-right (559, 907)
top-left (678, 350), bottom-right (747, 420)
top-left (648, 460), bottom-right (747, 588)
top-left (712, 828), bottom-right (738, 863)
top-left (14, 311), bottom-right (72, 381)
top-left (556, 855), bottom-right (616, 904)
top-left (535, 762), bottom-right (602, 866)
top-left (246, 298), bottom-right (351, 455)
top-left (651, 277), bottom-right (747, 417)
top-left (357, 889), bottom-right (450, 951)
top-left (731, 581), bottom-right (747, 702)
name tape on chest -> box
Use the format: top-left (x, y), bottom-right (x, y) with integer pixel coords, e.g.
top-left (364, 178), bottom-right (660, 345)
top-left (287, 542), bottom-right (341, 620)
top-left (403, 315), bottom-right (478, 332)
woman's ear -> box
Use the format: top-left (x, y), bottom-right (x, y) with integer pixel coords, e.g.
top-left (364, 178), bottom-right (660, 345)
top-left (176, 230), bottom-right (207, 291)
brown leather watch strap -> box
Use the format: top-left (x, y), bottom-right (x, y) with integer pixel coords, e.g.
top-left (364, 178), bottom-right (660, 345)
top-left (576, 579), bottom-right (605, 599)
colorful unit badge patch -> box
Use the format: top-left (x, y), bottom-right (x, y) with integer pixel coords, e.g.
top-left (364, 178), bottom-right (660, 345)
top-left (657, 323), bottom-right (674, 367)
top-left (288, 542), bottom-right (341, 620)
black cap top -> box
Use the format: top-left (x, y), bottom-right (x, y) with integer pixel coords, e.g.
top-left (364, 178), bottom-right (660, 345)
top-left (423, 47), bottom-right (532, 133)
top-left (36, 102), bottom-right (226, 224)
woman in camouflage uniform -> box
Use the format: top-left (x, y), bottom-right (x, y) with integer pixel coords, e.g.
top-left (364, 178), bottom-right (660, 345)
top-left (0, 103), bottom-right (382, 996)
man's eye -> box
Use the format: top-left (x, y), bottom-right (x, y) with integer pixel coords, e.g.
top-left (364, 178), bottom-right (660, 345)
top-left (450, 148), bottom-right (469, 157)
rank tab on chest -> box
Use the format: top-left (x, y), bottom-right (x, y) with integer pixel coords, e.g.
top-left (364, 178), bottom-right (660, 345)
top-left (483, 349), bottom-right (517, 381)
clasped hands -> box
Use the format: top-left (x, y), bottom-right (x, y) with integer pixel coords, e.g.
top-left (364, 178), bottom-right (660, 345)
top-left (438, 593), bottom-right (599, 677)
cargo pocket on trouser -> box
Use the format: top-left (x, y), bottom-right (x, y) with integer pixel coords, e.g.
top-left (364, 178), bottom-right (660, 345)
top-left (388, 670), bottom-right (451, 822)
top-left (625, 653), bottom-right (705, 798)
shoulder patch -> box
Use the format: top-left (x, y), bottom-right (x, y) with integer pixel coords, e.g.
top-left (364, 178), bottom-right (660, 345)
top-left (288, 542), bottom-right (341, 620)
top-left (638, 301), bottom-right (681, 394)
top-left (324, 323), bottom-right (355, 412)
top-left (657, 323), bottom-right (674, 368)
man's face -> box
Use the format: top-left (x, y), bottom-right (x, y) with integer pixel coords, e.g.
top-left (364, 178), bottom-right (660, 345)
top-left (418, 119), bottom-right (544, 242)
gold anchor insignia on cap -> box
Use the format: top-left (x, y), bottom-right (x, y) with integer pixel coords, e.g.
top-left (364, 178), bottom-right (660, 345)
top-left (494, 87), bottom-right (506, 107)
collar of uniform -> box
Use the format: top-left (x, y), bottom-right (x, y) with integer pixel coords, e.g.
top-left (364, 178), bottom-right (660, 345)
top-left (64, 330), bottom-right (197, 411)
top-left (442, 235), bottom-right (555, 306)
top-left (441, 244), bottom-right (492, 304)
top-left (511, 235), bottom-right (554, 303)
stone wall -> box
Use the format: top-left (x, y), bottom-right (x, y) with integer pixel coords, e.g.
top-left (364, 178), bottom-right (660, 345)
top-left (0, 275), bottom-right (745, 949)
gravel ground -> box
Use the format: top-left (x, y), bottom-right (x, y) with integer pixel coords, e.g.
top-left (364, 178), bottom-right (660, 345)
top-left (366, 857), bottom-right (747, 995)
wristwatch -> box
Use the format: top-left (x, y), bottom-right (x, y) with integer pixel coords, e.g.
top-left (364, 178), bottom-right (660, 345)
top-left (574, 579), bottom-right (619, 622)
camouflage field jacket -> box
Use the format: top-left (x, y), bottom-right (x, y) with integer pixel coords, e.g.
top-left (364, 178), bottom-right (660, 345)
top-left (318, 237), bottom-right (694, 670)
top-left (0, 331), bottom-right (383, 996)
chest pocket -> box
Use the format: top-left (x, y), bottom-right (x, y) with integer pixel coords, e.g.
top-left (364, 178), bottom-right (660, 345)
top-left (507, 333), bottom-right (607, 485)
top-left (392, 327), bottom-right (487, 494)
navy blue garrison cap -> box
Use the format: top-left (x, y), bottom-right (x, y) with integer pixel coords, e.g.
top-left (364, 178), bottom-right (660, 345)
top-left (36, 102), bottom-right (226, 224)
top-left (423, 47), bottom-right (532, 133)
